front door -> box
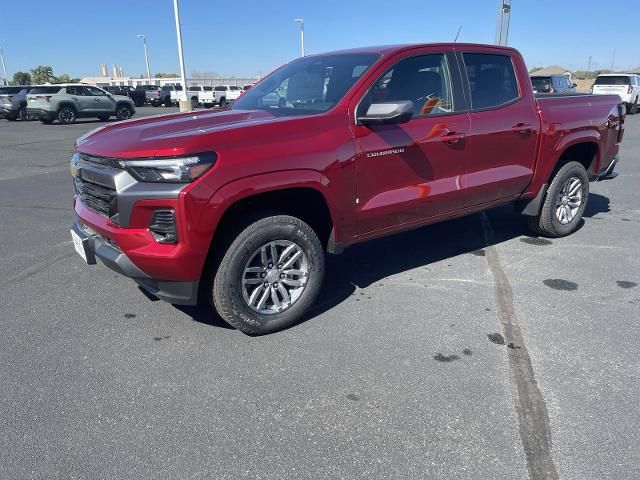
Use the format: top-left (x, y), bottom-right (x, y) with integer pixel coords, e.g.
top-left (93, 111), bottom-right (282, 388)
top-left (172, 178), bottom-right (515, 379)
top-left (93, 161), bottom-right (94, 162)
top-left (84, 86), bottom-right (115, 114)
top-left (351, 50), bottom-right (470, 238)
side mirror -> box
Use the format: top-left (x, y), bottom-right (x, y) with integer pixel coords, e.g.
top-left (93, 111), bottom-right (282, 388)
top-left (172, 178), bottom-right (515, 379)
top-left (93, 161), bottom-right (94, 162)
top-left (358, 101), bottom-right (414, 125)
top-left (572, 83), bottom-right (577, 88)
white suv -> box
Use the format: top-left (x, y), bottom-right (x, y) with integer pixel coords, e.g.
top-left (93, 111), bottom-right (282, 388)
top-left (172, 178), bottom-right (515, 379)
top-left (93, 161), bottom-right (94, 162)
top-left (592, 74), bottom-right (640, 114)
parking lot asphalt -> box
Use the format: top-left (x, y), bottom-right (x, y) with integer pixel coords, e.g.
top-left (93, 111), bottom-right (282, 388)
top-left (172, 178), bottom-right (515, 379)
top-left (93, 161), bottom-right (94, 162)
top-left (1, 107), bottom-right (638, 480)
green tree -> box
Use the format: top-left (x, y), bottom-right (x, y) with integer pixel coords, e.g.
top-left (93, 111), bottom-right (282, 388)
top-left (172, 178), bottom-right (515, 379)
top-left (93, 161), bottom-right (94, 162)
top-left (55, 73), bottom-right (71, 83)
top-left (31, 65), bottom-right (54, 84)
top-left (528, 66), bottom-right (544, 73)
top-left (12, 71), bottom-right (31, 85)
top-left (154, 73), bottom-right (178, 78)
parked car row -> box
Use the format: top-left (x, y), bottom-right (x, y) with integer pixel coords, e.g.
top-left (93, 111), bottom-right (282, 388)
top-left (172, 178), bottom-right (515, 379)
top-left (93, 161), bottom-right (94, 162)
top-left (0, 84), bottom-right (136, 124)
top-left (529, 72), bottom-right (640, 114)
top-left (186, 84), bottom-right (245, 108)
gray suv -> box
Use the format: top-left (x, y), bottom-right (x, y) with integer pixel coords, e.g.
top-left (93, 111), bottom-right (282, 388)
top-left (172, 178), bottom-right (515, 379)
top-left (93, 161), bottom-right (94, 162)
top-left (26, 84), bottom-right (135, 124)
top-left (0, 85), bottom-right (33, 121)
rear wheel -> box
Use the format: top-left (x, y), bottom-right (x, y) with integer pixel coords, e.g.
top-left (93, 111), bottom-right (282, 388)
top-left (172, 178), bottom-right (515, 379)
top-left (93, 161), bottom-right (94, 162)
top-left (219, 97), bottom-right (227, 107)
top-left (191, 97), bottom-right (199, 109)
top-left (528, 161), bottom-right (589, 237)
top-left (115, 104), bottom-right (132, 121)
top-left (212, 214), bottom-right (324, 335)
top-left (630, 98), bottom-right (639, 115)
top-left (58, 106), bottom-right (76, 124)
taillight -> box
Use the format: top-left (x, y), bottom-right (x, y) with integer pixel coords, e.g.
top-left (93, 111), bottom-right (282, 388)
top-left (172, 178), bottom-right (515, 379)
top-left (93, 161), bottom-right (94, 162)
top-left (628, 85), bottom-right (633, 94)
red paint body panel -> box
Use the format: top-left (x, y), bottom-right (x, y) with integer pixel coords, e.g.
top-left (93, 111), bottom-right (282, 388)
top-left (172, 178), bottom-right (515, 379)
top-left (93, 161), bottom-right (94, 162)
top-left (74, 43), bottom-right (623, 284)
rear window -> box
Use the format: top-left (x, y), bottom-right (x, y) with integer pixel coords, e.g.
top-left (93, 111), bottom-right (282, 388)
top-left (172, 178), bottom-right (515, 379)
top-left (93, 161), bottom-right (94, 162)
top-left (594, 76), bottom-right (631, 86)
top-left (29, 86), bottom-right (63, 94)
top-left (531, 76), bottom-right (551, 92)
top-left (463, 53), bottom-right (519, 109)
top-left (203, 86), bottom-right (213, 91)
top-left (188, 86), bottom-right (202, 91)
top-left (0, 87), bottom-right (25, 94)
top-left (229, 86), bottom-right (241, 91)
top-left (214, 86), bottom-right (227, 91)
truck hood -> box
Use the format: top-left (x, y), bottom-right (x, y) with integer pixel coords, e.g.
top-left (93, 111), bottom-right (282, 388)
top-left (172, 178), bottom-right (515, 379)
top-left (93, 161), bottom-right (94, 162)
top-left (76, 109), bottom-right (281, 158)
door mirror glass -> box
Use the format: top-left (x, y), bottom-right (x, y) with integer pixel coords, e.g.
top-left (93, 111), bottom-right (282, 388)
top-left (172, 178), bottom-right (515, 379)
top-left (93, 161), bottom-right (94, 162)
top-left (358, 101), bottom-right (414, 125)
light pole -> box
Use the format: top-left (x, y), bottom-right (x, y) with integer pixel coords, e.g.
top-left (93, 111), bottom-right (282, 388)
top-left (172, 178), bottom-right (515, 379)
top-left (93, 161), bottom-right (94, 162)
top-left (293, 19), bottom-right (305, 57)
top-left (0, 47), bottom-right (8, 86)
top-left (173, 0), bottom-right (189, 108)
top-left (137, 34), bottom-right (152, 83)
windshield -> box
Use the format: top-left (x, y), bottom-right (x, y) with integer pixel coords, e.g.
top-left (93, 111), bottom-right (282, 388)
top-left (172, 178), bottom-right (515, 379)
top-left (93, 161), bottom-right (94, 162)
top-left (231, 53), bottom-right (379, 116)
top-left (594, 76), bottom-right (631, 86)
top-left (531, 76), bottom-right (551, 92)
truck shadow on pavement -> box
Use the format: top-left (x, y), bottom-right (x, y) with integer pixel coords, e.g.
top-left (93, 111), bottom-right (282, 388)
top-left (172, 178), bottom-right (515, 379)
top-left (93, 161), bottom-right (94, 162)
top-left (176, 192), bottom-right (610, 332)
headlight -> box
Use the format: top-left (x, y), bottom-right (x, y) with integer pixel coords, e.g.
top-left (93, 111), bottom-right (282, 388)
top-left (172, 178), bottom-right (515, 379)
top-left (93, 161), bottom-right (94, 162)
top-left (118, 153), bottom-right (216, 183)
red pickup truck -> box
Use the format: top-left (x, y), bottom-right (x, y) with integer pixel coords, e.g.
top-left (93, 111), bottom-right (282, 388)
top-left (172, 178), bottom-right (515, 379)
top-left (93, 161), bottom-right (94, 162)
top-left (70, 43), bottom-right (623, 334)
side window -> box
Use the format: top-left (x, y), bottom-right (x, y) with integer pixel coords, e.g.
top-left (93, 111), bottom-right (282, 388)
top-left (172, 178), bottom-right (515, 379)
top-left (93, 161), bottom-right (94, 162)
top-left (359, 53), bottom-right (454, 118)
top-left (86, 86), bottom-right (106, 96)
top-left (462, 53), bottom-right (519, 109)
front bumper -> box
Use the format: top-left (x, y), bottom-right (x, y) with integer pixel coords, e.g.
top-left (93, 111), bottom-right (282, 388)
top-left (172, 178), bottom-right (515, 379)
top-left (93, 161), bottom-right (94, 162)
top-left (71, 219), bottom-right (199, 305)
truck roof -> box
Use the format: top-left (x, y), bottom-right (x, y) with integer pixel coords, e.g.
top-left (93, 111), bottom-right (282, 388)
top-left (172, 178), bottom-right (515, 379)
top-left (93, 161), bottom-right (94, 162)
top-left (313, 42), bottom-right (519, 57)
top-left (596, 73), bottom-right (638, 77)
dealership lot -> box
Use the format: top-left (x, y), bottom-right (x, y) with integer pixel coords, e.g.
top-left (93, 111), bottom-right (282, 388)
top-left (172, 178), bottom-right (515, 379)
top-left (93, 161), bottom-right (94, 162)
top-left (1, 108), bottom-right (639, 479)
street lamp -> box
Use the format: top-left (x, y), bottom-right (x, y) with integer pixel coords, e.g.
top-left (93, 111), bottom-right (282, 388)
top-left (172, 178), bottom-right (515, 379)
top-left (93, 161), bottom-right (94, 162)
top-left (173, 0), bottom-right (189, 108)
top-left (0, 47), bottom-right (8, 86)
top-left (293, 19), bottom-right (305, 57)
top-left (137, 34), bottom-right (152, 83)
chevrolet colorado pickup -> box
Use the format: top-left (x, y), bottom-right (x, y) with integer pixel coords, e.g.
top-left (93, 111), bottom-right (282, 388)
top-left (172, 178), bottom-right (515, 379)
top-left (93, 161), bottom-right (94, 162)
top-left (69, 43), bottom-right (624, 334)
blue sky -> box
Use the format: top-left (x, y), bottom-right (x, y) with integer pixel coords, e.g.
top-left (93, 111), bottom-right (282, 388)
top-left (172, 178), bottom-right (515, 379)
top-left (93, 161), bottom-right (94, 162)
top-left (1, 0), bottom-right (635, 79)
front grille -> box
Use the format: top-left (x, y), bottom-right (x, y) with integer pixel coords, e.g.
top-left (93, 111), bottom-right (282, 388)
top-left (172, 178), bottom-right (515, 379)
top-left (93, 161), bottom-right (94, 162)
top-left (74, 176), bottom-right (116, 217)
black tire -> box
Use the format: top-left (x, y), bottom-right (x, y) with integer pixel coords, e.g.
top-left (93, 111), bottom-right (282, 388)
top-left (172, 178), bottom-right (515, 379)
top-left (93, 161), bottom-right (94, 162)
top-left (6, 113), bottom-right (18, 121)
top-left (528, 161), bottom-right (589, 237)
top-left (18, 105), bottom-right (28, 120)
top-left (57, 106), bottom-right (76, 124)
top-left (115, 104), bottom-right (132, 121)
top-left (97, 114), bottom-right (110, 121)
top-left (191, 97), bottom-right (199, 109)
top-left (218, 97), bottom-right (227, 107)
top-left (164, 97), bottom-right (172, 107)
top-left (212, 214), bottom-right (325, 335)
top-left (151, 101), bottom-right (160, 107)
top-left (631, 99), bottom-right (639, 115)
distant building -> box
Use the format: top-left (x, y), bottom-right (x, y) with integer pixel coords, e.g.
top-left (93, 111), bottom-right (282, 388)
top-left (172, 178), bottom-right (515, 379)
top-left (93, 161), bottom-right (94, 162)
top-left (79, 76), bottom-right (258, 88)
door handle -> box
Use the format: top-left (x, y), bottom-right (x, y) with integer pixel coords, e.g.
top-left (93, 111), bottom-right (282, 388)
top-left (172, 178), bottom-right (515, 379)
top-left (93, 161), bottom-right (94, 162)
top-left (94, 98), bottom-right (101, 102)
top-left (512, 123), bottom-right (532, 134)
top-left (71, 97), bottom-right (78, 101)
top-left (440, 131), bottom-right (466, 145)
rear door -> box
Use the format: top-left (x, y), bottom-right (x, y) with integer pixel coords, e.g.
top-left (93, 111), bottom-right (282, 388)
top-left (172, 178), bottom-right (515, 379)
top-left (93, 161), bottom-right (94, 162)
top-left (458, 49), bottom-right (539, 206)
top-left (352, 47), bottom-right (471, 236)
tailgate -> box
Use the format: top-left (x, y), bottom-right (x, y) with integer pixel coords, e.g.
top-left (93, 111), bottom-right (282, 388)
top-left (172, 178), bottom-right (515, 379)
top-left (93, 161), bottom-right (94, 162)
top-left (593, 85), bottom-right (627, 96)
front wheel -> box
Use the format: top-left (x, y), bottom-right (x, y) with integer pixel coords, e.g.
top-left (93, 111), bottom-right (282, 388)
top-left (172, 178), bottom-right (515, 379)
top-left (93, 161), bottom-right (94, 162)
top-left (58, 106), bottom-right (76, 124)
top-left (115, 104), bottom-right (132, 121)
top-left (528, 161), bottom-right (589, 237)
top-left (629, 99), bottom-right (638, 115)
top-left (212, 214), bottom-right (325, 335)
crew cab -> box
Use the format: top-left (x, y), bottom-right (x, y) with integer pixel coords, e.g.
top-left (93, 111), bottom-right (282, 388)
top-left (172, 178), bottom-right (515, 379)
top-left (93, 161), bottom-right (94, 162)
top-left (69, 43), bottom-right (623, 334)
top-left (186, 85), bottom-right (216, 108)
top-left (592, 74), bottom-right (640, 114)
top-left (212, 85), bottom-right (242, 106)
